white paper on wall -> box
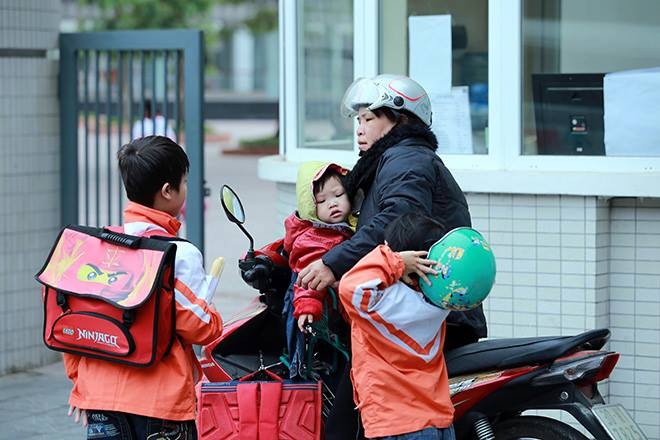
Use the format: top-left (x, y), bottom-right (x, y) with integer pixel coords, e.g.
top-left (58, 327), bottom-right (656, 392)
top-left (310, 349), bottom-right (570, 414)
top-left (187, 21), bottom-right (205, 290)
top-left (408, 15), bottom-right (452, 95)
top-left (430, 86), bottom-right (473, 154)
top-left (604, 67), bottom-right (660, 156)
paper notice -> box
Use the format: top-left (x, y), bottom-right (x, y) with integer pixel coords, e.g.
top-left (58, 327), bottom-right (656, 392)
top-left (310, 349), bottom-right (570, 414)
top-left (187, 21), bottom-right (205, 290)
top-left (430, 86), bottom-right (473, 154)
top-left (604, 67), bottom-right (660, 157)
top-left (409, 15), bottom-right (452, 95)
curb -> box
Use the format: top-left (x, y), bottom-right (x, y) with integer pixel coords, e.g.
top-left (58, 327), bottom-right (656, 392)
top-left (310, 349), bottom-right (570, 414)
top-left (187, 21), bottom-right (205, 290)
top-left (221, 147), bottom-right (278, 156)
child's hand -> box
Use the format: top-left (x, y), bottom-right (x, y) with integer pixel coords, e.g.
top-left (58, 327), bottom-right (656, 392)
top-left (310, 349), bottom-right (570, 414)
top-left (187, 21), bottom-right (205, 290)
top-left (297, 314), bottom-right (314, 333)
top-left (67, 405), bottom-right (88, 427)
top-left (399, 250), bottom-right (438, 286)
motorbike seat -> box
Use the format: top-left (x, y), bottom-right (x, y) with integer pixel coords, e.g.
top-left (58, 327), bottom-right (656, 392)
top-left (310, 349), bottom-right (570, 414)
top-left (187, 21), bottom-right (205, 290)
top-left (445, 328), bottom-right (610, 377)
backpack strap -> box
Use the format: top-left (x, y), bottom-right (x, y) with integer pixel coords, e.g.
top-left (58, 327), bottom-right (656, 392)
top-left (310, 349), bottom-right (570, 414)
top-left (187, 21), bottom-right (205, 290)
top-left (259, 382), bottom-right (282, 440)
top-left (105, 225), bottom-right (187, 241)
top-left (101, 225), bottom-right (177, 329)
top-left (236, 382), bottom-right (259, 440)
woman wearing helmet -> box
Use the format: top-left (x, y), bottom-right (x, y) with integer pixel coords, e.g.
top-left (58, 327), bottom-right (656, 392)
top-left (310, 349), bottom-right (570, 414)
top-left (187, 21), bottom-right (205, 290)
top-left (298, 74), bottom-right (487, 439)
top-left (299, 74), bottom-right (487, 348)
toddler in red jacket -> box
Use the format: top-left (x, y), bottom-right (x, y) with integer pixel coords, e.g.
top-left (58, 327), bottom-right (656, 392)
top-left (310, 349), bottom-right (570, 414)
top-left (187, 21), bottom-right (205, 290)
top-left (283, 162), bottom-right (354, 331)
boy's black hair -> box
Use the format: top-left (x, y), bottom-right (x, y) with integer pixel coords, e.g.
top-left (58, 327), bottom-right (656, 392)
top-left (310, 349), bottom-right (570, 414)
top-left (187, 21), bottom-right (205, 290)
top-left (384, 212), bottom-right (448, 252)
top-left (313, 168), bottom-right (345, 197)
top-left (117, 135), bottom-right (189, 207)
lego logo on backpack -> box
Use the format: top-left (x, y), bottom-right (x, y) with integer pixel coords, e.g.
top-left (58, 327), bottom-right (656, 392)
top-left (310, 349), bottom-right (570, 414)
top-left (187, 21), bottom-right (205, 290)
top-left (52, 313), bottom-right (133, 356)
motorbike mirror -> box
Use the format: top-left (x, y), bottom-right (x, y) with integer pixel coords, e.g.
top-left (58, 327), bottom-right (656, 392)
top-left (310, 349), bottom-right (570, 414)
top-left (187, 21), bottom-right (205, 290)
top-left (220, 184), bottom-right (255, 257)
top-left (221, 185), bottom-right (246, 224)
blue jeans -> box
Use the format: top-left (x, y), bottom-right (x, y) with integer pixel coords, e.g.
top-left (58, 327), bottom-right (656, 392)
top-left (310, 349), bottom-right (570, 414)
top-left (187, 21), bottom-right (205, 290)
top-left (85, 410), bottom-right (197, 440)
top-left (282, 272), bottom-right (306, 379)
top-left (377, 426), bottom-right (456, 440)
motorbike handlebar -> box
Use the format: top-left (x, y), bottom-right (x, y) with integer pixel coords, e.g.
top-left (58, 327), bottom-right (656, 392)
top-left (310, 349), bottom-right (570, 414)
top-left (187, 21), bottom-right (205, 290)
top-left (239, 254), bottom-right (291, 296)
top-left (243, 264), bottom-right (270, 283)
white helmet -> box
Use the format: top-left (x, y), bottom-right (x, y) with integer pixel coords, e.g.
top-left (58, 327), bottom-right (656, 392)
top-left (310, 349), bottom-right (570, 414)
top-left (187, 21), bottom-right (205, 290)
top-left (340, 74), bottom-right (432, 126)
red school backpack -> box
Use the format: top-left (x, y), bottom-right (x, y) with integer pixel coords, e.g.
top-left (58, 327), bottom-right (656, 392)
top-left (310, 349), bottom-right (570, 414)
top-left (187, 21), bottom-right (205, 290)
top-left (35, 225), bottom-right (178, 367)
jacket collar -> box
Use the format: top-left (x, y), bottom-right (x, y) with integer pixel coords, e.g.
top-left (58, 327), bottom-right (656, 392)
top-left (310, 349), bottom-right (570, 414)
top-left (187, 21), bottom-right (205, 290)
top-left (123, 201), bottom-right (181, 235)
top-left (344, 122), bottom-right (438, 199)
top-left (372, 121), bottom-right (438, 153)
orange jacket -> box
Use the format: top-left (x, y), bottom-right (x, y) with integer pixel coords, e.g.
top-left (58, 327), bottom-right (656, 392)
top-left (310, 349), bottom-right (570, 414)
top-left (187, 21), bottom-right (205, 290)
top-left (63, 202), bottom-right (223, 421)
top-left (338, 245), bottom-right (453, 438)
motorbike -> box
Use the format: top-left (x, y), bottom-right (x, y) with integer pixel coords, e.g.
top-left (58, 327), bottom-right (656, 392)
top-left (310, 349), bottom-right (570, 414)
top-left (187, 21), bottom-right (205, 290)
top-left (198, 185), bottom-right (647, 440)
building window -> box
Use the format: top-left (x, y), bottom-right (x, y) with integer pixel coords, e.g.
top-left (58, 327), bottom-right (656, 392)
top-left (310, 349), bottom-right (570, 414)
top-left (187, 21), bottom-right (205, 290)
top-left (379, 0), bottom-right (489, 155)
top-left (297, 0), bottom-right (354, 150)
top-left (522, 0), bottom-right (660, 156)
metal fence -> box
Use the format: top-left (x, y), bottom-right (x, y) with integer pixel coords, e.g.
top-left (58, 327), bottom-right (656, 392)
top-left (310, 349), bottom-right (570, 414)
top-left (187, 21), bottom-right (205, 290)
top-left (59, 29), bottom-right (205, 251)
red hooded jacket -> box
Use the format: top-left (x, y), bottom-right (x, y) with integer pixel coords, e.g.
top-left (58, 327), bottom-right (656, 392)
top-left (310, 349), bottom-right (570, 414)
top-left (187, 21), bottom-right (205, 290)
top-left (284, 213), bottom-right (352, 319)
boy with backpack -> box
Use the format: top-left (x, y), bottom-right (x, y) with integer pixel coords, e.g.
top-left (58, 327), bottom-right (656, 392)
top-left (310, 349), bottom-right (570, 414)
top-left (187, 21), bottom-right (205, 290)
top-left (338, 213), bottom-right (459, 440)
top-left (64, 136), bottom-right (223, 439)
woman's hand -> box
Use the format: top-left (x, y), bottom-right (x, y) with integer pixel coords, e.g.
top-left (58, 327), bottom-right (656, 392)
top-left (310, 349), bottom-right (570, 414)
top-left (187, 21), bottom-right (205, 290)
top-left (297, 259), bottom-right (337, 291)
top-left (399, 250), bottom-right (438, 286)
top-left (297, 314), bottom-right (314, 333)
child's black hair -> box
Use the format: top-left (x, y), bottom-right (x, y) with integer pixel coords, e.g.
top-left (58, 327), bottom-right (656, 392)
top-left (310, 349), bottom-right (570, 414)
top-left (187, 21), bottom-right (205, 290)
top-left (313, 168), bottom-right (345, 197)
top-left (384, 213), bottom-right (448, 252)
top-left (117, 135), bottom-right (189, 207)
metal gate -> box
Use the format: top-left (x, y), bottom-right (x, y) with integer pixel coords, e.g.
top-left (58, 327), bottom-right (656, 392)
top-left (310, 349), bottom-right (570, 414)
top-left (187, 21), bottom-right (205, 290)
top-left (59, 29), bottom-right (205, 252)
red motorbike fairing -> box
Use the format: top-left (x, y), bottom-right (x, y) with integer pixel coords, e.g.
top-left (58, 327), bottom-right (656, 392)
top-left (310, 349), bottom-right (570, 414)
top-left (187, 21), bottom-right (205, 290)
top-left (244, 238), bottom-right (288, 268)
top-left (201, 298), bottom-right (286, 383)
top-left (450, 367), bottom-right (533, 420)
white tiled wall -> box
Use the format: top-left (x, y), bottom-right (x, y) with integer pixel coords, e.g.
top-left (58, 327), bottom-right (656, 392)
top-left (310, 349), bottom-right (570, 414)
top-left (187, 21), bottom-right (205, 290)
top-left (274, 185), bottom-right (660, 438)
top-left (608, 198), bottom-right (660, 438)
top-left (0, 1), bottom-right (62, 375)
top-left (467, 193), bottom-right (660, 440)
top-left (0, 0), bottom-right (60, 49)
top-left (467, 194), bottom-right (611, 338)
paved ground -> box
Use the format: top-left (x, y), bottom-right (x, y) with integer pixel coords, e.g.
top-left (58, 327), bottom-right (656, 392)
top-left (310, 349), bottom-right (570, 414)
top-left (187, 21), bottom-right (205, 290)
top-left (0, 362), bottom-right (80, 439)
top-left (0, 121), bottom-right (281, 439)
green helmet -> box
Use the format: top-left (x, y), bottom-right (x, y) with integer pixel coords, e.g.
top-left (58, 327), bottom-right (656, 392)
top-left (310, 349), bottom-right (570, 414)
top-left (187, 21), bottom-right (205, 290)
top-left (420, 228), bottom-right (496, 311)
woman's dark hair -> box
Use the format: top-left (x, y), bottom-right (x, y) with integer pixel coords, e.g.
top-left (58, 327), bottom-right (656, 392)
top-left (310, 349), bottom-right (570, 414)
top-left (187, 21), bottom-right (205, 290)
top-left (117, 135), bottom-right (189, 207)
top-left (371, 107), bottom-right (398, 123)
top-left (384, 213), bottom-right (448, 252)
top-left (372, 107), bottom-right (427, 129)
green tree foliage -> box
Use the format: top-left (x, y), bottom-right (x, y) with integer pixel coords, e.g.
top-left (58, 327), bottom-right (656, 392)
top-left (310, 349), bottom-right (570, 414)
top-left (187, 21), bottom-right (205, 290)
top-left (77, 0), bottom-right (276, 34)
top-left (76, 0), bottom-right (277, 79)
top-left (78, 0), bottom-right (215, 30)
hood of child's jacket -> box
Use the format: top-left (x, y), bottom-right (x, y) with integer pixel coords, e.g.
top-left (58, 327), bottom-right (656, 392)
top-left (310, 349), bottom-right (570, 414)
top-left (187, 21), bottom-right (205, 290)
top-left (283, 212), bottom-right (354, 258)
top-left (283, 212), bottom-right (311, 253)
top-left (295, 161), bottom-right (349, 222)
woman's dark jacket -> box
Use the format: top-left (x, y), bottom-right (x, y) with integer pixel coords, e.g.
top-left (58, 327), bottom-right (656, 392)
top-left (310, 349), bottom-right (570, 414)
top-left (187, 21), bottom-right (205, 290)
top-left (323, 123), bottom-right (487, 340)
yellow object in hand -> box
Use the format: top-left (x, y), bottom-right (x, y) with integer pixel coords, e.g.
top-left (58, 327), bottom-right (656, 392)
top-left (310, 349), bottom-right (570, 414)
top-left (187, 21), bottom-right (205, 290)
top-left (210, 257), bottom-right (225, 278)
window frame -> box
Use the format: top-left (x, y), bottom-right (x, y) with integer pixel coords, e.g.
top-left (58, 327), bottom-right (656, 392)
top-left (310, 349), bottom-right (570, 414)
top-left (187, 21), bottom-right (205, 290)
top-left (280, 0), bottom-right (361, 165)
top-left (278, 0), bottom-right (660, 197)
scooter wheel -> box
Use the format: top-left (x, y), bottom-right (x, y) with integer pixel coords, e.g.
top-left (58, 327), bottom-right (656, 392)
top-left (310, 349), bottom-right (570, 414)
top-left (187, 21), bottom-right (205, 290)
top-left (493, 415), bottom-right (589, 440)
